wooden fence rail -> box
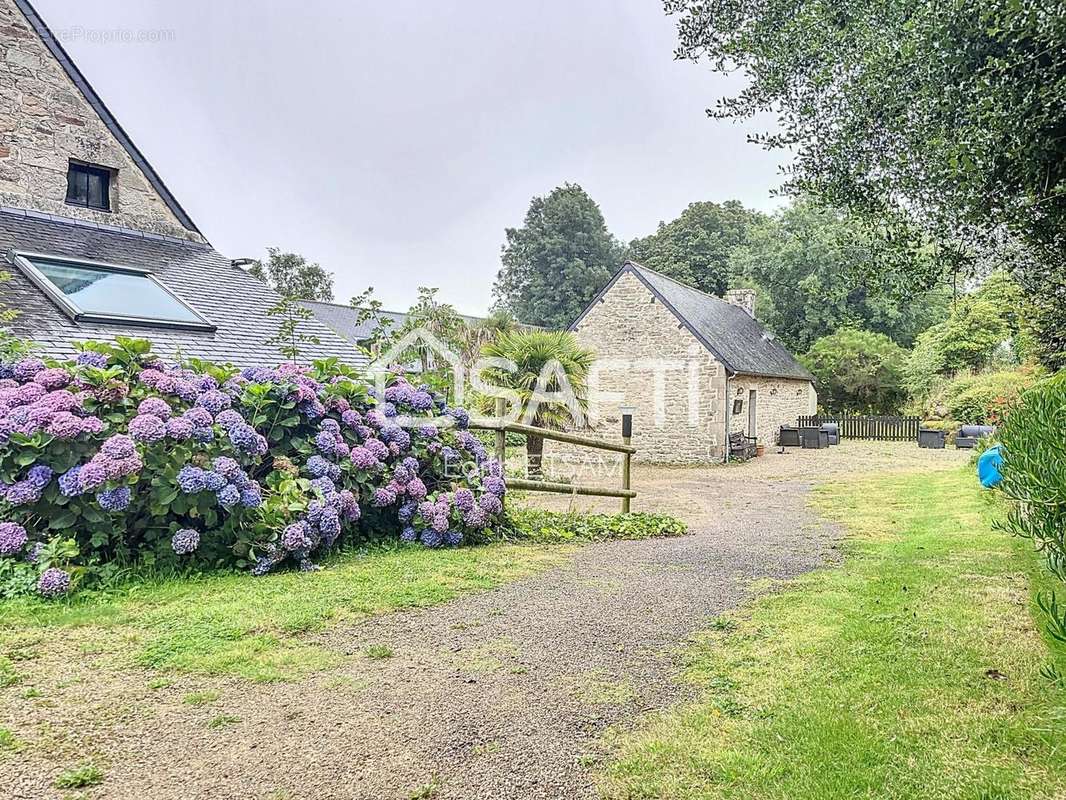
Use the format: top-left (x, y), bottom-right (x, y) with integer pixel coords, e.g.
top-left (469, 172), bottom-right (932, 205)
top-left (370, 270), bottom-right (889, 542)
top-left (469, 398), bottom-right (636, 512)
top-left (797, 414), bottom-right (921, 442)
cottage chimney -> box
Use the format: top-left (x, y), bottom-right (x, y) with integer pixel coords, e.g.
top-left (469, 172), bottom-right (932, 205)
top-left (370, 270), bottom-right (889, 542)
top-left (724, 288), bottom-right (756, 318)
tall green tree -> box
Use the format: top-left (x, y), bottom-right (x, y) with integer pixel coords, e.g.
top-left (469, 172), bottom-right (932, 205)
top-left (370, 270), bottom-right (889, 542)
top-left (728, 201), bottom-right (950, 353)
top-left (664, 0), bottom-right (1066, 365)
top-left (480, 330), bottom-right (593, 477)
top-left (801, 328), bottom-right (908, 414)
top-left (493, 184), bottom-right (624, 330)
top-left (250, 248), bottom-right (334, 302)
top-left (628, 200), bottom-right (763, 295)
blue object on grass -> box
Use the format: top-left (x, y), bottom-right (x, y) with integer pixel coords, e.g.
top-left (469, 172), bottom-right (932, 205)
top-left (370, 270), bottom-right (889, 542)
top-left (978, 444), bottom-right (1004, 488)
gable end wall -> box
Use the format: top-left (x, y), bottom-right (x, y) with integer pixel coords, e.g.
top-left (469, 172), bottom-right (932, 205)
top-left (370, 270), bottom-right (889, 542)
top-left (0, 0), bottom-right (202, 241)
top-left (561, 270), bottom-right (727, 464)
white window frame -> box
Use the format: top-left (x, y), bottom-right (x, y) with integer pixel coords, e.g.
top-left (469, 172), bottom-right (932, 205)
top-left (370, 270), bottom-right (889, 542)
top-left (10, 250), bottom-right (216, 332)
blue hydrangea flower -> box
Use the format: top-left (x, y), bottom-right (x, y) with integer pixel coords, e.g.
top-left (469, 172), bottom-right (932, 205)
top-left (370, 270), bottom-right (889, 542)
top-left (26, 465), bottom-right (53, 489)
top-left (203, 471), bottom-right (225, 492)
top-left (75, 352), bottom-right (109, 368)
top-left (97, 486), bottom-right (132, 512)
top-left (400, 526), bottom-right (418, 543)
top-left (444, 530), bottom-right (463, 547)
top-left (306, 455), bottom-right (332, 478)
top-left (196, 390), bottom-right (231, 413)
top-left (311, 476), bottom-right (336, 498)
top-left (420, 529), bottom-right (443, 548)
top-left (479, 493), bottom-right (503, 515)
top-left (218, 484), bottom-right (240, 508)
top-left (177, 465), bottom-right (207, 494)
top-left (212, 456), bottom-right (240, 480)
top-left (398, 502), bottom-right (417, 523)
top-left (240, 487), bottom-right (263, 508)
top-left (314, 430), bottom-right (336, 455)
top-left (171, 528), bottom-right (200, 555)
top-left (281, 521), bottom-right (310, 552)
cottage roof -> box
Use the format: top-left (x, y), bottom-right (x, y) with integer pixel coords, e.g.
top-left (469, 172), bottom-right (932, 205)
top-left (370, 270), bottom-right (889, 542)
top-left (570, 261), bottom-right (814, 382)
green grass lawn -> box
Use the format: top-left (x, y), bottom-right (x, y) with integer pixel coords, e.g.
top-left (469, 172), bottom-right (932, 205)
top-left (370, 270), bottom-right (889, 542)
top-left (0, 542), bottom-right (570, 682)
top-left (602, 468), bottom-right (1066, 800)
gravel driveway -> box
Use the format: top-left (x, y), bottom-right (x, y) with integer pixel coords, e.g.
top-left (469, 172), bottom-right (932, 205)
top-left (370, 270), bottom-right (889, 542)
top-left (6, 443), bottom-right (965, 799)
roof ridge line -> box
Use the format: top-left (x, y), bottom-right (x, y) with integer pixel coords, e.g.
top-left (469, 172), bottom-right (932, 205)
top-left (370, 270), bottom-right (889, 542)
top-left (625, 260), bottom-right (736, 307)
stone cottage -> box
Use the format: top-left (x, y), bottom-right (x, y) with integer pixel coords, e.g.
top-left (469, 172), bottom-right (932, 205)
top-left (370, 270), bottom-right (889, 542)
top-left (0, 0), bottom-right (365, 367)
top-left (565, 261), bottom-right (816, 463)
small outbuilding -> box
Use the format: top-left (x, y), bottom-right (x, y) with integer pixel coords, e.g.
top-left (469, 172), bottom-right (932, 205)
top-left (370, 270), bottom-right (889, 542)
top-left (566, 261), bottom-right (816, 463)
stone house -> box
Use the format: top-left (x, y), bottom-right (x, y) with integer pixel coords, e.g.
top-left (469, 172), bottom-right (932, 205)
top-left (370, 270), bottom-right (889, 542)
top-left (0, 0), bottom-right (365, 367)
top-left (564, 261), bottom-right (816, 464)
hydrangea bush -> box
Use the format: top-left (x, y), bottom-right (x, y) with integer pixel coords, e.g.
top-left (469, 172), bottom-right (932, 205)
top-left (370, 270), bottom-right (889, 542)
top-left (0, 337), bottom-right (505, 598)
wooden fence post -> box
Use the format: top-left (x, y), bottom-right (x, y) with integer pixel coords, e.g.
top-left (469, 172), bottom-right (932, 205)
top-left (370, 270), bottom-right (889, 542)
top-left (494, 397), bottom-right (506, 467)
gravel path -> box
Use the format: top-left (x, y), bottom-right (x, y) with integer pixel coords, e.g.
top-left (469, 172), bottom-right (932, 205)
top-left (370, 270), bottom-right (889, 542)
top-left (8, 444), bottom-right (957, 799)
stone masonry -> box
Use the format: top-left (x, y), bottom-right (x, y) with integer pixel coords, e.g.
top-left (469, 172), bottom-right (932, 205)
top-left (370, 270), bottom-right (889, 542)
top-left (0, 0), bottom-right (202, 241)
top-left (555, 270), bottom-right (729, 465)
top-left (727, 373), bottom-right (818, 446)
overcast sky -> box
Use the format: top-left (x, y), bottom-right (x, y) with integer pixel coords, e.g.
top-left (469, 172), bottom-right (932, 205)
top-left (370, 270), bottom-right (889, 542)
top-left (34, 0), bottom-right (787, 315)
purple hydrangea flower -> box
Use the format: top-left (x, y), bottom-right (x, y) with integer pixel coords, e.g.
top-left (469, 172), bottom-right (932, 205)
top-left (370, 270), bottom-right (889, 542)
top-left (479, 493), bottom-right (503, 515)
top-left (305, 455), bottom-right (331, 478)
top-left (454, 488), bottom-right (475, 512)
top-left (37, 567), bottom-right (71, 597)
top-left (97, 486), bottom-right (132, 512)
top-left (334, 490), bottom-right (361, 522)
top-left (183, 407), bottom-right (213, 428)
top-left (463, 506), bottom-right (490, 529)
top-left (229, 423), bottom-right (266, 454)
top-left (196, 389), bottom-right (231, 413)
top-left (33, 368), bottom-right (71, 390)
top-left (212, 457), bottom-right (240, 480)
top-left (165, 415), bottom-right (194, 440)
top-left (0, 521), bottom-right (28, 556)
top-left (350, 446), bottom-right (378, 471)
top-left (100, 434), bottom-right (136, 460)
top-left (402, 456), bottom-right (420, 473)
top-left (129, 413), bottom-right (166, 443)
top-left (281, 521), bottom-right (311, 552)
top-left (365, 438), bottom-right (389, 461)
top-left (214, 409), bottom-right (244, 430)
top-left (24, 541), bottom-right (45, 564)
top-left (5, 480), bottom-right (42, 506)
top-left (430, 513), bottom-right (450, 533)
top-left (314, 430), bottom-right (336, 455)
top-left (13, 358), bottom-right (45, 382)
top-left (407, 477), bottom-right (427, 500)
top-left (137, 397), bottom-right (172, 420)
top-left (341, 409), bottom-right (362, 428)
top-left (171, 528), bottom-right (200, 555)
top-left (311, 476), bottom-right (337, 498)
top-left (77, 461), bottom-right (108, 493)
top-left (372, 486), bottom-right (397, 507)
top-left (45, 411), bottom-right (85, 440)
top-left (409, 390), bottom-right (434, 411)
top-left (448, 407), bottom-right (470, 429)
top-left (75, 352), bottom-right (109, 368)
top-left (483, 476), bottom-right (506, 497)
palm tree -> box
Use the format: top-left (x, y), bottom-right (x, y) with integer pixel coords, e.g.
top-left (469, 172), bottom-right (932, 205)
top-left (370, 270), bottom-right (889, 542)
top-left (480, 330), bottom-right (594, 477)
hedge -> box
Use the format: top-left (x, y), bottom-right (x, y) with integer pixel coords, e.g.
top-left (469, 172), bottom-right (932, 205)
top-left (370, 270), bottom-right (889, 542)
top-left (0, 337), bottom-right (505, 598)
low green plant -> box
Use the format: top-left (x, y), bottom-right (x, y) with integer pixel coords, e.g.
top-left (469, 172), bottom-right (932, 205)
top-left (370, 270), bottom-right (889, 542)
top-left (363, 644), bottom-right (393, 659)
top-left (0, 726), bottom-right (21, 751)
top-left (502, 509), bottom-right (687, 544)
top-left (998, 371), bottom-right (1066, 681)
top-left (206, 713), bottom-right (241, 729)
top-left (54, 761), bottom-right (105, 789)
top-left (182, 690), bottom-right (221, 706)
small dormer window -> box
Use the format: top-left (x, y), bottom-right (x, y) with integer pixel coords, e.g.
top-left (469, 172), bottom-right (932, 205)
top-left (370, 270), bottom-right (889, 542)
top-left (65, 162), bottom-right (111, 211)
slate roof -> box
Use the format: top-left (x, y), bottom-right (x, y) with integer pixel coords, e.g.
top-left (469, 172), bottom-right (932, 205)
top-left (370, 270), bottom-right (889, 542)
top-left (300, 300), bottom-right (500, 345)
top-left (0, 209), bottom-right (368, 368)
top-left (571, 261), bottom-right (814, 382)
top-left (13, 0), bottom-right (200, 235)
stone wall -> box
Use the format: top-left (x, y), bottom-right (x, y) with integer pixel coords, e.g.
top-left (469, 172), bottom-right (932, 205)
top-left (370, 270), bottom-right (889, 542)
top-left (550, 270), bottom-right (728, 466)
top-left (0, 0), bottom-right (202, 241)
top-left (727, 373), bottom-right (817, 446)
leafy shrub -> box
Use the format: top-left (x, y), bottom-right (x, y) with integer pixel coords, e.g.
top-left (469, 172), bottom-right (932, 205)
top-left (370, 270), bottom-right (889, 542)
top-left (503, 508), bottom-right (687, 543)
top-left (997, 371), bottom-right (1066, 680)
top-left (0, 337), bottom-right (507, 597)
top-left (915, 369), bottom-right (1039, 425)
top-left (800, 328), bottom-right (907, 413)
